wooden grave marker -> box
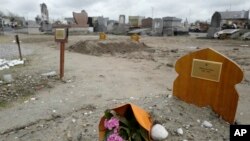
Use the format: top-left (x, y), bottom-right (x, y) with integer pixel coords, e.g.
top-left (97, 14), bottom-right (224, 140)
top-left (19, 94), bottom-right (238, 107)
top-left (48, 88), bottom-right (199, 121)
top-left (55, 28), bottom-right (68, 79)
top-left (173, 48), bottom-right (243, 124)
top-left (131, 34), bottom-right (140, 42)
top-left (99, 32), bottom-right (107, 40)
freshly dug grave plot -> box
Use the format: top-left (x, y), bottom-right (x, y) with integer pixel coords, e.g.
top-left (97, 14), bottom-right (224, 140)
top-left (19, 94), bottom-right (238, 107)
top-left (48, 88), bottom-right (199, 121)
top-left (69, 40), bottom-right (151, 56)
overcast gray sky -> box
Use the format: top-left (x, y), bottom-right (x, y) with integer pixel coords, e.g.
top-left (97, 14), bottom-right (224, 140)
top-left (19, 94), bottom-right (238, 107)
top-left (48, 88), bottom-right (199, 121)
top-left (0, 0), bottom-right (249, 22)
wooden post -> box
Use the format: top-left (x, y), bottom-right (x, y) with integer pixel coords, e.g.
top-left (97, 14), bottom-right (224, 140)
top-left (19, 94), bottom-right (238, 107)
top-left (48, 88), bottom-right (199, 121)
top-left (55, 27), bottom-right (68, 80)
top-left (60, 42), bottom-right (65, 79)
top-left (15, 35), bottom-right (23, 60)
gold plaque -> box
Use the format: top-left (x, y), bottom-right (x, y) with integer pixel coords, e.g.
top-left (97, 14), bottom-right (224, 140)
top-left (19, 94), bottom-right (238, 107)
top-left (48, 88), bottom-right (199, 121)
top-left (55, 28), bottom-right (66, 40)
top-left (191, 59), bottom-right (222, 82)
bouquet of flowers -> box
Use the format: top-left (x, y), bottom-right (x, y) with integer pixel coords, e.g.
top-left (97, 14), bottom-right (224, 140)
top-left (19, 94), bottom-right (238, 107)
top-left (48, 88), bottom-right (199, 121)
top-left (99, 104), bottom-right (152, 141)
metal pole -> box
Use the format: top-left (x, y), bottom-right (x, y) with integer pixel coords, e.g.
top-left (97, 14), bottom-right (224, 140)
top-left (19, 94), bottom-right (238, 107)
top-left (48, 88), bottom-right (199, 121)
top-left (15, 35), bottom-right (23, 60)
top-left (60, 42), bottom-right (65, 79)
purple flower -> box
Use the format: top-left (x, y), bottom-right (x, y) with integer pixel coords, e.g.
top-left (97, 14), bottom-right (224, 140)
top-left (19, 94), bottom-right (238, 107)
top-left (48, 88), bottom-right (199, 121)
top-left (104, 117), bottom-right (119, 130)
top-left (107, 133), bottom-right (123, 141)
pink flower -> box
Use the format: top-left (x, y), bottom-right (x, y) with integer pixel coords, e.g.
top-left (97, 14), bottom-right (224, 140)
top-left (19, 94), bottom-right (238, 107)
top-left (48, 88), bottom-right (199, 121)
top-left (107, 133), bottom-right (123, 141)
top-left (104, 117), bottom-right (119, 130)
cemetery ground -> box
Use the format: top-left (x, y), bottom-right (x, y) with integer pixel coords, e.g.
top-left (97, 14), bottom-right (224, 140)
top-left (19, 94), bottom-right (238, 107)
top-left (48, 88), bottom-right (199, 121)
top-left (0, 33), bottom-right (250, 141)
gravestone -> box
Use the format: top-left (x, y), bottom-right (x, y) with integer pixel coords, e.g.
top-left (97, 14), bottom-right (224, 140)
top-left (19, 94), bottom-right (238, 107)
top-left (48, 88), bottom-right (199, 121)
top-left (72, 10), bottom-right (89, 27)
top-left (162, 17), bottom-right (182, 36)
top-left (173, 48), bottom-right (243, 124)
top-left (39, 3), bottom-right (52, 32)
top-left (94, 17), bottom-right (108, 32)
top-left (87, 17), bottom-right (93, 27)
top-left (152, 18), bottom-right (163, 36)
top-left (112, 23), bottom-right (129, 35)
top-left (40, 3), bottom-right (49, 22)
top-left (27, 20), bottom-right (40, 34)
top-left (207, 12), bottom-right (221, 38)
top-left (119, 15), bottom-right (126, 24)
top-left (107, 20), bottom-right (117, 33)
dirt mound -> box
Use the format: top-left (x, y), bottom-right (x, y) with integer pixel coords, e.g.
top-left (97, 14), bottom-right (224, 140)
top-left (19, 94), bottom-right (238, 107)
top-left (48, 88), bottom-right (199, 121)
top-left (69, 40), bottom-right (150, 56)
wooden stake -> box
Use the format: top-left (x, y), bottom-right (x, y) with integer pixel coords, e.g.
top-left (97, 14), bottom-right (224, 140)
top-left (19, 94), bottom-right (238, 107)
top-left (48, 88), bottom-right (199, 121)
top-left (60, 42), bottom-right (65, 79)
top-left (15, 35), bottom-right (23, 60)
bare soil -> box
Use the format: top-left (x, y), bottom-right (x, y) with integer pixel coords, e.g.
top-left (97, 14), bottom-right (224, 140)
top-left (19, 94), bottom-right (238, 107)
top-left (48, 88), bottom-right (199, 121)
top-left (0, 34), bottom-right (249, 141)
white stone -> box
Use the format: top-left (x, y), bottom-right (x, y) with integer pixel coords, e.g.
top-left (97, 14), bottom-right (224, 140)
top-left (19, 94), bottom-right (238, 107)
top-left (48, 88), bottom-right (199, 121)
top-left (30, 97), bottom-right (36, 101)
top-left (66, 79), bottom-right (73, 83)
top-left (202, 121), bottom-right (213, 128)
top-left (66, 131), bottom-right (72, 141)
top-left (3, 74), bottom-right (14, 83)
top-left (41, 71), bottom-right (57, 77)
top-left (184, 124), bottom-right (190, 129)
top-left (151, 124), bottom-right (168, 141)
top-left (177, 128), bottom-right (184, 135)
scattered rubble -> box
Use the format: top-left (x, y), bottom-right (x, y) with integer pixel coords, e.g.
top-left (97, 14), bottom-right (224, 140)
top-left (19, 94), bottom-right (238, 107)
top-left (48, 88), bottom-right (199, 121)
top-left (0, 59), bottom-right (24, 71)
top-left (166, 62), bottom-right (174, 68)
top-left (177, 128), bottom-right (184, 135)
top-left (41, 71), bottom-right (57, 77)
top-left (202, 120), bottom-right (213, 128)
top-left (0, 74), bottom-right (57, 104)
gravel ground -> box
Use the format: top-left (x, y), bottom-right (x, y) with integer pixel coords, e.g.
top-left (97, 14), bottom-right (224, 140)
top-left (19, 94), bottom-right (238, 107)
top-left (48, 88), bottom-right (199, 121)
top-left (0, 34), bottom-right (249, 141)
top-left (0, 44), bottom-right (33, 59)
top-left (0, 95), bottom-right (230, 141)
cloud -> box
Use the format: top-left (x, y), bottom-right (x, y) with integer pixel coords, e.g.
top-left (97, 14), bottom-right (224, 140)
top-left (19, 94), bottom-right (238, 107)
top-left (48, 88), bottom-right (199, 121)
top-left (0, 0), bottom-right (249, 22)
